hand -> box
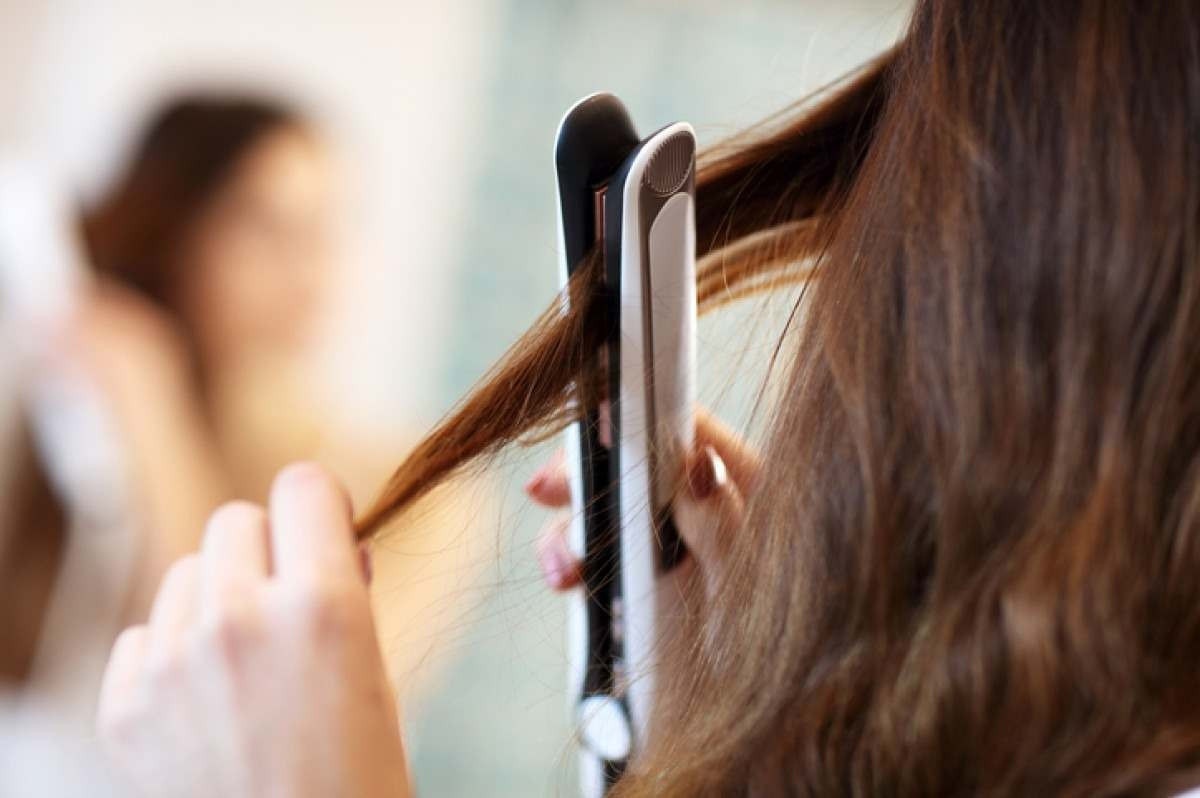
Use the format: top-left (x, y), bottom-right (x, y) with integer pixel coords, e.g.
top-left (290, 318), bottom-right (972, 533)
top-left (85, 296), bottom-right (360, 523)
top-left (97, 463), bottom-right (411, 798)
top-left (60, 279), bottom-right (190, 398)
top-left (526, 407), bottom-right (761, 598)
top-left (64, 280), bottom-right (195, 407)
top-left (56, 281), bottom-right (230, 607)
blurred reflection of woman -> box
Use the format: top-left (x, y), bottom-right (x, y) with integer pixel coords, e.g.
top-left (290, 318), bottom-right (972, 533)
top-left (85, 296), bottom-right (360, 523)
top-left (0, 94), bottom-right (345, 793)
top-left (1, 95), bottom-right (481, 695)
top-left (74, 94), bottom-right (338, 604)
top-left (78, 96), bottom-right (340, 606)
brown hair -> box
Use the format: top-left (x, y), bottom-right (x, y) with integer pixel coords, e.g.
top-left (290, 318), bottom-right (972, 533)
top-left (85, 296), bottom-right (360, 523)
top-left (358, 1), bottom-right (1200, 794)
top-left (0, 425), bottom-right (66, 683)
top-left (83, 95), bottom-right (301, 378)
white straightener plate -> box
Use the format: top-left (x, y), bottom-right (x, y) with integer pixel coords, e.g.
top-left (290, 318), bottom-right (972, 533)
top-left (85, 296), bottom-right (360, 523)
top-left (554, 95), bottom-right (696, 796)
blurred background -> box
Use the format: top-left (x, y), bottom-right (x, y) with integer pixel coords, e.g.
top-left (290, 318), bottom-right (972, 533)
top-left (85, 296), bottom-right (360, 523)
top-left (0, 1), bottom-right (908, 795)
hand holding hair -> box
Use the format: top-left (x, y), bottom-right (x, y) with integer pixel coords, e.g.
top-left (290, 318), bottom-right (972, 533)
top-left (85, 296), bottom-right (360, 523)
top-left (96, 463), bottom-right (411, 798)
top-left (528, 407), bottom-right (760, 596)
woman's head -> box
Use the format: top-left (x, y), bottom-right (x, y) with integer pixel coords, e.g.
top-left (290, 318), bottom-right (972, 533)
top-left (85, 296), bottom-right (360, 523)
top-left (84, 95), bottom-right (334, 378)
top-left (647, 1), bottom-right (1200, 793)
top-left (360, 0), bottom-right (1200, 794)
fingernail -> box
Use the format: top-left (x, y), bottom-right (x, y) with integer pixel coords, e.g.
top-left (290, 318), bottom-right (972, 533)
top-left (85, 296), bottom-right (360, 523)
top-left (538, 543), bottom-right (573, 589)
top-left (524, 471), bottom-right (547, 496)
top-left (537, 547), bottom-right (562, 588)
top-left (688, 445), bottom-right (728, 501)
top-left (549, 547), bottom-right (571, 588)
top-left (359, 545), bottom-right (373, 586)
top-left (598, 401), bottom-right (613, 449)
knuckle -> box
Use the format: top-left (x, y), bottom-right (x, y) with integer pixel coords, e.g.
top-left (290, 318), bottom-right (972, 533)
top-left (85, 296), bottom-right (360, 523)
top-left (279, 581), bottom-right (363, 640)
top-left (196, 603), bottom-right (258, 663)
top-left (97, 686), bottom-right (148, 739)
top-left (536, 513), bottom-right (569, 550)
top-left (97, 699), bottom-right (142, 746)
top-left (143, 644), bottom-right (188, 688)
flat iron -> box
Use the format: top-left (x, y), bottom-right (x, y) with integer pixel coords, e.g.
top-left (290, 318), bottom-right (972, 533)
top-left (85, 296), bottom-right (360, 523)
top-left (554, 94), bottom-right (697, 796)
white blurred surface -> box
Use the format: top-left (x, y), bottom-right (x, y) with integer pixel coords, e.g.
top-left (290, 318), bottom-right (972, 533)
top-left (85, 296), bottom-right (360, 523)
top-left (0, 0), bottom-right (500, 431)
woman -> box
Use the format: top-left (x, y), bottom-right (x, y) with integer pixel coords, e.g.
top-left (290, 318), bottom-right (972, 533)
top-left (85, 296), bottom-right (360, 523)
top-left (77, 95), bottom-right (337, 597)
top-left (97, 1), bottom-right (1200, 795)
top-left (79, 95), bottom-right (483, 685)
top-left (0, 96), bottom-right (326, 682)
top-left (3, 95), bottom-right (482, 696)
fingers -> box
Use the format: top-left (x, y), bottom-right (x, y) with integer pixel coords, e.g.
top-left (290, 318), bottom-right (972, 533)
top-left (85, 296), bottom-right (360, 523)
top-left (268, 462), bottom-right (358, 585)
top-left (201, 501), bottom-right (269, 605)
top-left (98, 464), bottom-right (367, 730)
top-left (523, 398), bottom-right (611, 508)
top-left (148, 555), bottom-right (201, 651)
top-left (597, 400), bottom-right (613, 448)
top-left (97, 624), bottom-right (149, 729)
top-left (673, 444), bottom-right (746, 573)
top-left (526, 408), bottom-right (759, 590)
top-left (524, 448), bottom-right (571, 508)
top-left (535, 512), bottom-right (582, 591)
top-left (525, 409), bottom-right (759, 510)
top-left (529, 443), bottom-right (746, 593)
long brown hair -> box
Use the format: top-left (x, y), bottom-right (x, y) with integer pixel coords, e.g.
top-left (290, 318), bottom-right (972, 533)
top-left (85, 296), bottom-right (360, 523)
top-left (84, 95), bottom-right (301, 380)
top-left (358, 1), bottom-right (1200, 793)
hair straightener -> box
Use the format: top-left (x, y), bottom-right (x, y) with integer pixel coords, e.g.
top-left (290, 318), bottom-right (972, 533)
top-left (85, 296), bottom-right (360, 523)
top-left (554, 94), bottom-right (697, 796)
